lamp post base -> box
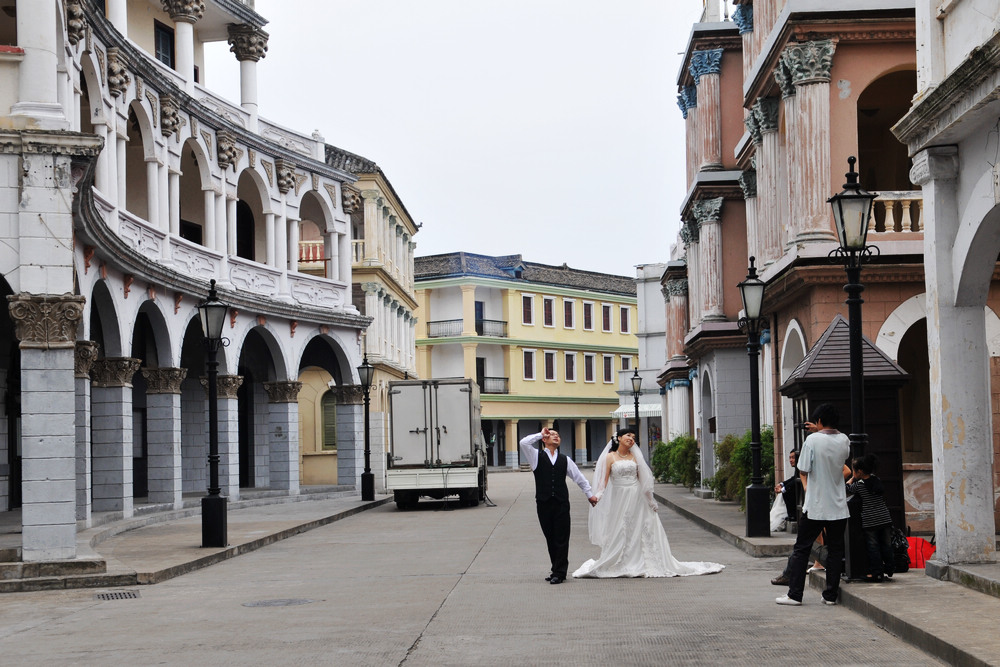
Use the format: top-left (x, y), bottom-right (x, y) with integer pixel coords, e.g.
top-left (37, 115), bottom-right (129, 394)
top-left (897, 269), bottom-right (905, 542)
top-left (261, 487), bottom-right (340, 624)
top-left (201, 494), bottom-right (228, 548)
top-left (361, 471), bottom-right (375, 501)
top-left (746, 483), bottom-right (771, 538)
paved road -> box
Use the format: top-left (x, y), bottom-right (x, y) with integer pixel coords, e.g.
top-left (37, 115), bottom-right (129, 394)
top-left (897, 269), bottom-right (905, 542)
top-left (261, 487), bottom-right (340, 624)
top-left (0, 473), bottom-right (942, 666)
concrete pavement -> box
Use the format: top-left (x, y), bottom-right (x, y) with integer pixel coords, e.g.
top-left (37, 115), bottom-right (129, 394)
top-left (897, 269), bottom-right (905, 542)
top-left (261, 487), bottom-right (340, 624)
top-left (0, 472), bottom-right (995, 665)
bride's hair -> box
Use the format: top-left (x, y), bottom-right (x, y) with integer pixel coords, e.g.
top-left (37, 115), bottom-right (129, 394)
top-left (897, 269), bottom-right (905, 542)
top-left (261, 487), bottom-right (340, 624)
top-left (611, 427), bottom-right (636, 452)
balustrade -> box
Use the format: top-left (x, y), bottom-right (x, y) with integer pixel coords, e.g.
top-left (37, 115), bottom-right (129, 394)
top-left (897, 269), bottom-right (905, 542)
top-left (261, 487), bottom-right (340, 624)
top-left (872, 191), bottom-right (923, 233)
top-left (480, 377), bottom-right (510, 394)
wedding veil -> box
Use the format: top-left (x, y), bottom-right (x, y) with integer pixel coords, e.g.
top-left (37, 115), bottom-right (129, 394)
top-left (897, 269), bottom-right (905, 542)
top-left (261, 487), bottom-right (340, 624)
top-left (587, 438), bottom-right (656, 547)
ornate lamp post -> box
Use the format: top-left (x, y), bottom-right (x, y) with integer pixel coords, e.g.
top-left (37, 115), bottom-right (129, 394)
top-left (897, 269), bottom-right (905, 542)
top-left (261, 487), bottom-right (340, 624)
top-left (198, 279), bottom-right (229, 548)
top-left (738, 257), bottom-right (769, 537)
top-left (827, 156), bottom-right (878, 460)
top-left (357, 354), bottom-right (375, 501)
top-left (631, 367), bottom-right (642, 446)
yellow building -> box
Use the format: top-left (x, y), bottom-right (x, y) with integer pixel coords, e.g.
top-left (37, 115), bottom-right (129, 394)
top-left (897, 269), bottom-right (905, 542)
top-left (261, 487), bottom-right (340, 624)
top-left (414, 253), bottom-right (637, 466)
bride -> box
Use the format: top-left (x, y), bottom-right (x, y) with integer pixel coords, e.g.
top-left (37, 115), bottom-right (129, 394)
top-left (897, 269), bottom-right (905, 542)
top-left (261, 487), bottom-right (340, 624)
top-left (572, 428), bottom-right (724, 578)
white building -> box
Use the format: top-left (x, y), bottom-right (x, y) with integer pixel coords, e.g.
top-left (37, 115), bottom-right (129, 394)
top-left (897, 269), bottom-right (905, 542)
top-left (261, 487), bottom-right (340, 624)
top-left (0, 0), bottom-right (374, 562)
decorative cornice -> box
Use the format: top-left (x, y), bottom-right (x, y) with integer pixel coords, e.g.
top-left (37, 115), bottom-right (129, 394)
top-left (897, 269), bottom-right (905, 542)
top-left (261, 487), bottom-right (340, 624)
top-left (160, 0), bottom-right (205, 24)
top-left (691, 197), bottom-right (724, 225)
top-left (739, 169), bottom-right (757, 199)
top-left (8, 293), bottom-right (86, 350)
top-left (75, 340), bottom-right (100, 378)
top-left (142, 367), bottom-right (188, 394)
top-left (732, 4), bottom-right (753, 35)
top-left (91, 357), bottom-right (142, 388)
top-left (752, 97), bottom-right (779, 134)
top-left (106, 46), bottom-right (130, 97)
top-left (264, 380), bottom-right (303, 403)
top-left (227, 23), bottom-right (269, 62)
top-left (689, 49), bottom-right (724, 85)
top-left (781, 40), bottom-right (836, 86)
top-left (66, 1), bottom-right (88, 46)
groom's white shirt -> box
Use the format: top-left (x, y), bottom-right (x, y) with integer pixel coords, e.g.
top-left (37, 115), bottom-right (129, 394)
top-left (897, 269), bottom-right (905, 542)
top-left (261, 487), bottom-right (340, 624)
top-left (518, 433), bottom-right (594, 497)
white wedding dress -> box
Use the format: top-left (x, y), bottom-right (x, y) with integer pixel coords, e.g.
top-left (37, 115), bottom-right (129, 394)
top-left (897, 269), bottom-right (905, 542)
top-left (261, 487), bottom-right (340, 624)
top-left (573, 449), bottom-right (724, 579)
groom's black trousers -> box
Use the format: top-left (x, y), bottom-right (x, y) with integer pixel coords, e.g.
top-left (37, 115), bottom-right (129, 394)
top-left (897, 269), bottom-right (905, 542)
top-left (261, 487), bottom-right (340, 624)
top-left (537, 497), bottom-right (571, 578)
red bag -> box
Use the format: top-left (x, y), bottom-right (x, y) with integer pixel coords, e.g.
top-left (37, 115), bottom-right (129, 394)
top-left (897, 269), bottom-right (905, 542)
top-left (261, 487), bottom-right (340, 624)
top-left (907, 537), bottom-right (936, 568)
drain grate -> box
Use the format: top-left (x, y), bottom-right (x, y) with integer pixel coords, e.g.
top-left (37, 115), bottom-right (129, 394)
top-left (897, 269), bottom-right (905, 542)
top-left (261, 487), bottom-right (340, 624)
top-left (242, 598), bottom-right (315, 608)
top-left (95, 590), bottom-right (140, 601)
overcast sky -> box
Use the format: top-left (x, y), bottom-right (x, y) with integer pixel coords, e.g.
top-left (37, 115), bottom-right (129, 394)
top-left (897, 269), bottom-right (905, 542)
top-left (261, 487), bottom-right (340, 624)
top-left (205, 1), bottom-right (707, 278)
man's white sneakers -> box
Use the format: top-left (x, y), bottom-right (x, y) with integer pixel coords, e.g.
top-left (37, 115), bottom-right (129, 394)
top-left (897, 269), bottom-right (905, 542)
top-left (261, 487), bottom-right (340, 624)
top-left (775, 595), bottom-right (802, 606)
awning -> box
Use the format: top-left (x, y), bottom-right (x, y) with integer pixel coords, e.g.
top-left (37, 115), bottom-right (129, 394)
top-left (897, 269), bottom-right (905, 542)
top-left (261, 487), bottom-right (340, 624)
top-left (611, 403), bottom-right (662, 418)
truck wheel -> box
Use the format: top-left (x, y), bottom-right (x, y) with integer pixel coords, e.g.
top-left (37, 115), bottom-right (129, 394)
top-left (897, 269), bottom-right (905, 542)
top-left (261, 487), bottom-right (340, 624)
top-left (394, 491), bottom-right (417, 510)
top-left (462, 489), bottom-right (479, 507)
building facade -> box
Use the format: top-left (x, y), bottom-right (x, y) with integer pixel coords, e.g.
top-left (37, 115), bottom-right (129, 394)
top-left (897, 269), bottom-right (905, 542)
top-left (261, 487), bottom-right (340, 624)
top-left (667, 0), bottom-right (1000, 551)
top-left (414, 253), bottom-right (637, 466)
top-left (0, 0), bottom-right (374, 562)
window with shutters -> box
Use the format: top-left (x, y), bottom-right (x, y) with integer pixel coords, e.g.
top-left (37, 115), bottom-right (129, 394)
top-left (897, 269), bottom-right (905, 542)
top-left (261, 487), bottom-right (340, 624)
top-left (321, 391), bottom-right (338, 451)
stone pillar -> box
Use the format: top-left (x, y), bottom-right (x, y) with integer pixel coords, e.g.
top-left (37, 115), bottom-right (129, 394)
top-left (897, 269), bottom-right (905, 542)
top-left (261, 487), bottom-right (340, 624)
top-left (107, 0), bottom-right (127, 32)
top-left (264, 381), bottom-right (302, 493)
top-left (146, 157), bottom-right (160, 228)
top-left (334, 386), bottom-right (364, 489)
top-left (604, 421), bottom-right (615, 445)
top-left (733, 3), bottom-right (754, 81)
top-left (216, 192), bottom-right (228, 260)
top-left (74, 341), bottom-right (98, 526)
top-left (361, 189), bottom-right (380, 264)
top-left (780, 40), bottom-right (838, 244)
top-left (669, 379), bottom-right (692, 439)
top-left (265, 212), bottom-right (276, 266)
top-left (693, 198), bottom-right (725, 321)
top-left (680, 218), bottom-right (700, 326)
top-left (740, 168), bottom-right (758, 262)
top-left (161, 1), bottom-right (201, 91)
top-left (338, 229), bottom-right (351, 283)
top-left (361, 282), bottom-right (381, 355)
top-left (168, 169), bottom-right (181, 237)
top-left (574, 419), bottom-right (588, 464)
top-left (664, 278), bottom-right (689, 360)
top-left (11, 0), bottom-right (66, 129)
top-left (227, 24), bottom-right (269, 131)
top-left (116, 133), bottom-right (127, 207)
top-left (227, 195), bottom-right (238, 256)
top-left (461, 284), bottom-right (477, 336)
top-left (505, 419), bottom-right (519, 470)
top-left (288, 216), bottom-right (300, 273)
top-left (689, 49), bottom-right (723, 170)
top-left (216, 375), bottom-right (243, 499)
top-left (751, 97), bottom-right (780, 263)
top-left (90, 357), bottom-right (141, 517)
top-left (911, 146), bottom-right (996, 564)
top-left (203, 188), bottom-right (216, 251)
top-left (462, 342), bottom-right (478, 380)
top-left (142, 367), bottom-right (186, 508)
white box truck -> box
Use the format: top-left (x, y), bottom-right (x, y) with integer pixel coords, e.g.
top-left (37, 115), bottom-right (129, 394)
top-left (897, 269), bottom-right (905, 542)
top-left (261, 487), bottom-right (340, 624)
top-left (386, 378), bottom-right (487, 509)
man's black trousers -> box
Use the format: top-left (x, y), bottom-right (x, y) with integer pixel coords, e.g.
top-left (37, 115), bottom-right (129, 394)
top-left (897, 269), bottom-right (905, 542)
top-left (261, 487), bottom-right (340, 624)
top-left (537, 497), bottom-right (571, 578)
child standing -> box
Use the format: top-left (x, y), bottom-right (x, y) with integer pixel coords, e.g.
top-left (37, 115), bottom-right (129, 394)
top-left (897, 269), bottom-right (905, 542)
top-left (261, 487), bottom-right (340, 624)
top-left (846, 454), bottom-right (894, 582)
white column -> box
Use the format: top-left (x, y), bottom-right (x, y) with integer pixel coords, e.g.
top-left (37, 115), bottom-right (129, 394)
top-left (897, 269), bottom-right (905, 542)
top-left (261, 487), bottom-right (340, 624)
top-left (276, 202), bottom-right (289, 294)
top-left (288, 217), bottom-right (300, 272)
top-left (158, 157), bottom-right (169, 232)
top-left (93, 123), bottom-right (109, 193)
top-left (175, 21), bottom-right (196, 93)
top-left (107, 0), bottom-right (128, 33)
top-left (325, 232), bottom-right (338, 280)
top-left (203, 189), bottom-right (217, 251)
top-left (699, 215), bottom-right (724, 321)
top-left (116, 134), bottom-right (127, 207)
top-left (145, 159), bottom-right (160, 228)
top-left (104, 122), bottom-right (119, 207)
top-left (339, 231), bottom-right (351, 282)
top-left (227, 195), bottom-right (238, 256)
top-left (215, 192), bottom-right (227, 254)
top-left (265, 212), bottom-right (276, 266)
top-left (11, 0), bottom-right (66, 129)
top-left (168, 170), bottom-right (181, 236)
top-left (240, 60), bottom-right (259, 130)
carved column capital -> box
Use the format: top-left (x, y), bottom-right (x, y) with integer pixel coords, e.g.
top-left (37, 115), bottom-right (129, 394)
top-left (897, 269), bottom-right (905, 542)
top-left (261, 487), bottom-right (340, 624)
top-left (781, 40), bottom-right (837, 86)
top-left (692, 197), bottom-right (724, 225)
top-left (200, 374), bottom-right (244, 399)
top-left (689, 48), bottom-right (723, 85)
top-left (264, 381), bottom-right (303, 403)
top-left (75, 340), bottom-right (100, 378)
top-left (142, 367), bottom-right (188, 394)
top-left (361, 282), bottom-right (382, 295)
top-left (679, 220), bottom-right (699, 246)
top-left (91, 357), bottom-right (142, 388)
top-left (227, 23), bottom-right (269, 62)
top-left (774, 59), bottom-right (796, 98)
top-left (666, 279), bottom-right (689, 297)
top-left (332, 385), bottom-right (364, 405)
top-left (733, 4), bottom-right (753, 34)
top-left (752, 97), bottom-right (780, 134)
top-left (739, 169), bottom-right (757, 199)
top-left (342, 186), bottom-right (361, 214)
top-left (160, 0), bottom-right (205, 24)
top-left (8, 293), bottom-right (86, 350)
top-left (909, 146), bottom-right (959, 185)
top-left (66, 1), bottom-right (88, 45)
top-left (106, 47), bottom-right (130, 98)
top-left (677, 85), bottom-right (697, 119)
top-left (160, 94), bottom-right (181, 138)
top-left (744, 111), bottom-right (762, 145)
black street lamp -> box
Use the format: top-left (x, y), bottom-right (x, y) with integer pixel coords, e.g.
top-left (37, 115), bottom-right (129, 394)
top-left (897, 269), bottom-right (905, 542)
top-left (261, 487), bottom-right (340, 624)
top-left (738, 257), bottom-right (769, 537)
top-left (357, 354), bottom-right (375, 501)
top-left (631, 367), bottom-right (642, 446)
top-left (827, 156), bottom-right (878, 460)
top-left (198, 279), bottom-right (229, 548)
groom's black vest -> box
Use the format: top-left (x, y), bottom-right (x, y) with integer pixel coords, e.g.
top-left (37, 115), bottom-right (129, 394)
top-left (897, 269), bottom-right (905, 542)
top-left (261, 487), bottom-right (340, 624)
top-left (533, 450), bottom-right (569, 503)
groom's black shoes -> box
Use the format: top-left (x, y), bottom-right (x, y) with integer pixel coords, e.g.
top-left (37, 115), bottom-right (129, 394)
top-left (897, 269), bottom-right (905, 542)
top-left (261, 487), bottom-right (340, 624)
top-left (544, 575), bottom-right (552, 582)
top-left (549, 576), bottom-right (564, 585)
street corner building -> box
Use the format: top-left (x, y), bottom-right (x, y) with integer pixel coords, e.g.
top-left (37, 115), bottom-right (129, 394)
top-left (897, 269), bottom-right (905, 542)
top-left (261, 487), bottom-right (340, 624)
top-left (413, 252), bottom-right (638, 467)
top-left (0, 0), bottom-right (420, 563)
top-left (662, 0), bottom-right (1000, 566)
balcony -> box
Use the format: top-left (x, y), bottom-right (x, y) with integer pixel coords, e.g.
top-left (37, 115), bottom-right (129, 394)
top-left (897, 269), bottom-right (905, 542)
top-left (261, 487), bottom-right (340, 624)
top-left (872, 191), bottom-right (922, 234)
top-left (427, 319), bottom-right (463, 337)
top-left (476, 319), bottom-right (508, 337)
top-left (479, 377), bottom-right (510, 394)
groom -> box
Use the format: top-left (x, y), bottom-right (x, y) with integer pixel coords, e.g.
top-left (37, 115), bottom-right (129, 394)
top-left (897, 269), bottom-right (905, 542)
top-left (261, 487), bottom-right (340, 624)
top-left (519, 427), bottom-right (598, 585)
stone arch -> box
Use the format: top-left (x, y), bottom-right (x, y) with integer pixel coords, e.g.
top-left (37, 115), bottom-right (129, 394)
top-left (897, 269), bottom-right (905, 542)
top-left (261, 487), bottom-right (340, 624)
top-left (124, 100), bottom-right (155, 221)
top-left (699, 367), bottom-right (715, 480)
top-left (296, 333), bottom-right (354, 486)
top-left (878, 293), bottom-right (1000, 359)
top-left (134, 299), bottom-right (175, 368)
top-left (954, 179), bottom-right (1000, 307)
top-left (856, 69), bottom-right (917, 195)
top-left (298, 190), bottom-right (330, 273)
top-left (78, 53), bottom-right (105, 128)
top-left (179, 137), bottom-right (212, 245)
top-left (89, 280), bottom-right (124, 357)
top-left (779, 320), bottom-right (807, 459)
top-left (236, 167), bottom-right (272, 262)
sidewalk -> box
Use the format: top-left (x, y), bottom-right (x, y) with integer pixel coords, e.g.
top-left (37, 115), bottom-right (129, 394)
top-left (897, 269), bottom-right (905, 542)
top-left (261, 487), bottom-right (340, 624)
top-left (654, 481), bottom-right (1000, 667)
top-left (2, 479), bottom-right (999, 665)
